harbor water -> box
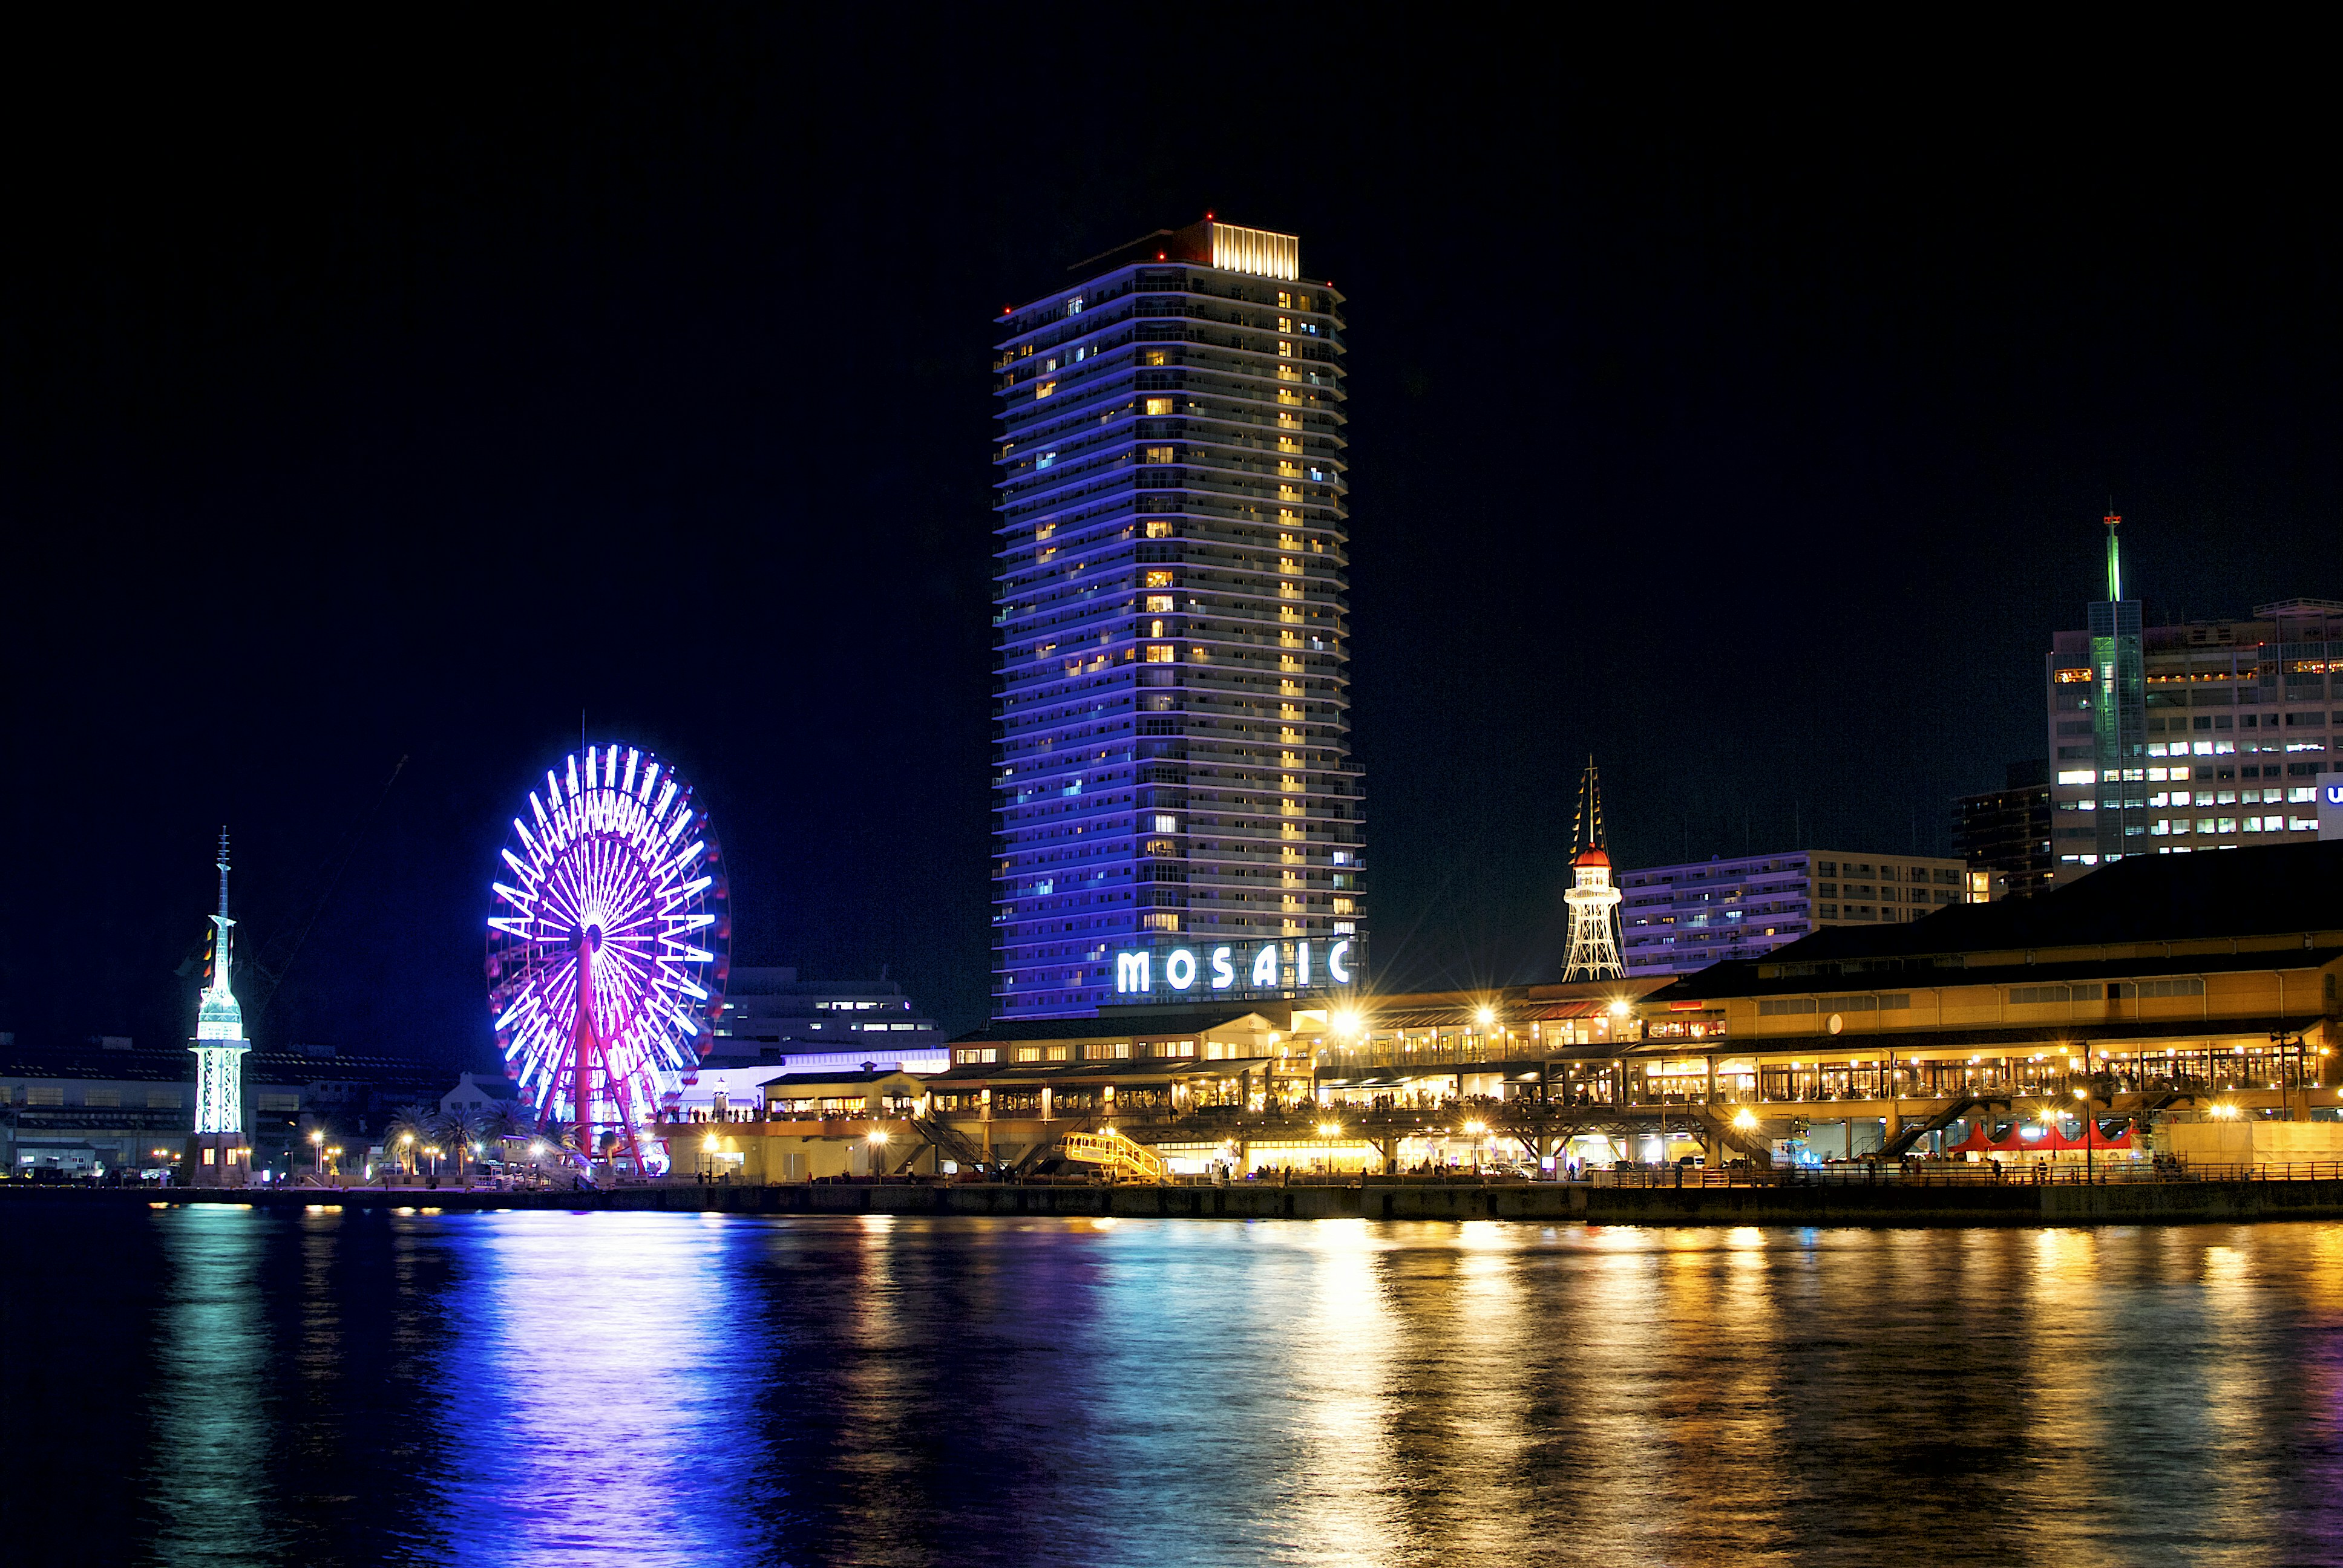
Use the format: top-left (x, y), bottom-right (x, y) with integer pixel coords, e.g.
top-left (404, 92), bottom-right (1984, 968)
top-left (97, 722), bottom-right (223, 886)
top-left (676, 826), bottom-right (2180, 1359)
top-left (4, 1201), bottom-right (2341, 1565)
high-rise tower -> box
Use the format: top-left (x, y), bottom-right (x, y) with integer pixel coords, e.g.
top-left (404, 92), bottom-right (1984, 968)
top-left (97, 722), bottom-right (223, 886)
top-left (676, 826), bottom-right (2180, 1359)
top-left (991, 219), bottom-right (1364, 1016)
top-left (186, 828), bottom-right (252, 1185)
top-left (1561, 759), bottom-right (1624, 981)
top-left (2046, 512), bottom-right (2149, 881)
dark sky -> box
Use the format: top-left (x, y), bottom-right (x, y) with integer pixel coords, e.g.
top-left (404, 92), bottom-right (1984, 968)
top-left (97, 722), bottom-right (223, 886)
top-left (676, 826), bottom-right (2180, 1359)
top-left (4, 13), bottom-right (2335, 1063)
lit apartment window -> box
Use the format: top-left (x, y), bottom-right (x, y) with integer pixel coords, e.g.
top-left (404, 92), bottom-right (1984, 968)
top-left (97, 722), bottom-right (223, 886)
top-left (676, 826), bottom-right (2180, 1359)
top-left (1146, 595), bottom-right (1174, 613)
top-left (1144, 397), bottom-right (1173, 416)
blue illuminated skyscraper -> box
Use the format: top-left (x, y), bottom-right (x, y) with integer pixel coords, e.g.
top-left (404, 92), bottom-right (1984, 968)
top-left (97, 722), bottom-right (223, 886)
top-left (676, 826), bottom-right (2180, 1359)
top-left (991, 219), bottom-right (1365, 1018)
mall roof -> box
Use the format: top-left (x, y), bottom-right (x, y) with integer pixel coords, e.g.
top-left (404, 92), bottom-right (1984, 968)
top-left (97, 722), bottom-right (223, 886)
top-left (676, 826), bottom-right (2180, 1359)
top-left (949, 1010), bottom-right (1273, 1044)
top-left (1648, 841), bottom-right (2343, 1004)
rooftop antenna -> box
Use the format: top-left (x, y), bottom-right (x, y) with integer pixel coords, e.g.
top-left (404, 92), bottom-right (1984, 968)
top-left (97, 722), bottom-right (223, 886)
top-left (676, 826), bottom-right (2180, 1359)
top-left (2104, 500), bottom-right (2123, 603)
top-left (1568, 754), bottom-right (1607, 857)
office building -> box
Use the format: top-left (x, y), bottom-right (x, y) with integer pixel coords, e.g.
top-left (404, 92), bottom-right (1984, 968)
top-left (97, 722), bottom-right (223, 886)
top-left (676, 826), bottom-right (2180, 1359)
top-left (991, 218), bottom-right (1364, 1016)
top-left (2048, 544), bottom-right (2339, 880)
top-left (709, 967), bottom-right (948, 1072)
top-left (1953, 759), bottom-right (2054, 899)
top-left (1620, 849), bottom-right (1970, 976)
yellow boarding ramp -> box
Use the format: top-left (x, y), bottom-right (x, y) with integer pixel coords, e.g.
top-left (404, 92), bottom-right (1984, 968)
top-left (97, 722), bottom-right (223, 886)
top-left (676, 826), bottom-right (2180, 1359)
top-left (1060, 1129), bottom-right (1169, 1183)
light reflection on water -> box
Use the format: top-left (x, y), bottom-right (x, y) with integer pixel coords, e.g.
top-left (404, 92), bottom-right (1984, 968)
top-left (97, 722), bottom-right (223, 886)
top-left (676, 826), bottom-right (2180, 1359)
top-left (9, 1207), bottom-right (2343, 1566)
top-left (146, 1204), bottom-right (270, 1564)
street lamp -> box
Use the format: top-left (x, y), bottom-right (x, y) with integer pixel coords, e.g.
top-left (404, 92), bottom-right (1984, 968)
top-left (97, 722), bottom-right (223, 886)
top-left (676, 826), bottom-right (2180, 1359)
top-left (866, 1126), bottom-right (889, 1177)
top-left (309, 1129), bottom-right (324, 1181)
top-left (1463, 1119), bottom-right (1486, 1175)
top-left (2073, 1085), bottom-right (2093, 1184)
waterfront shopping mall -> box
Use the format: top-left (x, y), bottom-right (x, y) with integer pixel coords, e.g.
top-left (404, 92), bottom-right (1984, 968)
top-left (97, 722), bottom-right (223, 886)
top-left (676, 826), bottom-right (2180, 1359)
top-left (669, 843), bottom-right (2343, 1183)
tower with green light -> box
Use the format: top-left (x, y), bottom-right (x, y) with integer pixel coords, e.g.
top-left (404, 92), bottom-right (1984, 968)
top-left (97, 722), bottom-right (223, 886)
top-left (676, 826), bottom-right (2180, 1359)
top-left (186, 828), bottom-right (252, 1185)
top-left (2086, 511), bottom-right (2148, 865)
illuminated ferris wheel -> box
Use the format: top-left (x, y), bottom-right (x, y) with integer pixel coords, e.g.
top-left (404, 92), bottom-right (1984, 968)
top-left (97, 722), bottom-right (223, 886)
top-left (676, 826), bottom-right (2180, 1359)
top-left (484, 743), bottom-right (729, 1175)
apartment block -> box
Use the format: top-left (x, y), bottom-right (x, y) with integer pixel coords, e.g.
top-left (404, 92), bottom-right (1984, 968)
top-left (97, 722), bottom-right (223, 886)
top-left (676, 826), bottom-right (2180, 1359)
top-left (990, 219), bottom-right (1363, 1017)
top-left (1621, 850), bottom-right (1970, 977)
top-left (1953, 758), bottom-right (2055, 899)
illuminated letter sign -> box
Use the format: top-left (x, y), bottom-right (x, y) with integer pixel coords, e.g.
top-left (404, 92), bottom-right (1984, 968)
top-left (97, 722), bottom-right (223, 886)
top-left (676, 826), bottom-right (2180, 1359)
top-left (2322, 782), bottom-right (2343, 841)
top-left (1107, 941), bottom-right (1362, 993)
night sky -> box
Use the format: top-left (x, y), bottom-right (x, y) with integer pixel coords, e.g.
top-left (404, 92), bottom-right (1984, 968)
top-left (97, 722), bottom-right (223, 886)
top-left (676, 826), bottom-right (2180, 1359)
top-left (5, 15), bottom-right (2335, 1065)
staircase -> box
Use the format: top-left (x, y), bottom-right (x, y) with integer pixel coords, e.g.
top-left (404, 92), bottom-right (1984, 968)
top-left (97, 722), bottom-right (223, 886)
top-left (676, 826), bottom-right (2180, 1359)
top-left (1686, 1106), bottom-right (1776, 1167)
top-left (907, 1116), bottom-right (991, 1175)
top-left (1059, 1129), bottom-right (1170, 1183)
top-left (1012, 1111), bottom-right (1096, 1176)
top-left (1876, 1098), bottom-right (1988, 1159)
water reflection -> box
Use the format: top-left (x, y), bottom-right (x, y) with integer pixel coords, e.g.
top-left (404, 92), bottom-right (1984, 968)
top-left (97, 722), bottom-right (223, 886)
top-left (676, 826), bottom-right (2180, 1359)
top-left (10, 1207), bottom-right (2343, 1564)
top-left (146, 1204), bottom-right (272, 1564)
top-left (436, 1212), bottom-right (776, 1565)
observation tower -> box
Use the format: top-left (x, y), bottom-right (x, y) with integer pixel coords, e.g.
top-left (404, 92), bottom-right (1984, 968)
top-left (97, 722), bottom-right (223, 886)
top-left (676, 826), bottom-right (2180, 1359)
top-left (1561, 760), bottom-right (1624, 982)
top-left (186, 828), bottom-right (252, 1186)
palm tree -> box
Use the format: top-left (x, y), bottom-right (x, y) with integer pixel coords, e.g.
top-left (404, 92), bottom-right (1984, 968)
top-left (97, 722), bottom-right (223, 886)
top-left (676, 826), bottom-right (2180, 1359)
top-left (431, 1106), bottom-right (493, 1184)
top-left (487, 1097), bottom-right (536, 1166)
top-left (383, 1103), bottom-right (433, 1180)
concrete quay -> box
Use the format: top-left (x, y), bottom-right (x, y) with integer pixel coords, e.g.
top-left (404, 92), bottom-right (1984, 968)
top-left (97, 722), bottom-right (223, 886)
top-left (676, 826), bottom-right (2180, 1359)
top-left (15, 1176), bottom-right (2343, 1226)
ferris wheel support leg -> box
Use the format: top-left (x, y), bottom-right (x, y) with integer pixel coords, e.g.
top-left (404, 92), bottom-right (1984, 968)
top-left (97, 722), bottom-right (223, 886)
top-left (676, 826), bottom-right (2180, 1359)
top-left (573, 936), bottom-right (602, 1178)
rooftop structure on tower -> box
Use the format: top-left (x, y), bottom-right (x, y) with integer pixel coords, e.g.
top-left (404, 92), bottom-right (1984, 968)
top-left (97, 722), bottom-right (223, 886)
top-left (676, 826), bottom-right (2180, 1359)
top-left (1561, 759), bottom-right (1624, 982)
top-left (186, 828), bottom-right (252, 1185)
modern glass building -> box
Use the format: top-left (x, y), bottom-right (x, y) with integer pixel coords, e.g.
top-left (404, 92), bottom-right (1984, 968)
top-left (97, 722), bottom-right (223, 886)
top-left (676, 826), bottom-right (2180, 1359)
top-left (2047, 527), bottom-right (2338, 881)
top-left (991, 218), bottom-right (1364, 1018)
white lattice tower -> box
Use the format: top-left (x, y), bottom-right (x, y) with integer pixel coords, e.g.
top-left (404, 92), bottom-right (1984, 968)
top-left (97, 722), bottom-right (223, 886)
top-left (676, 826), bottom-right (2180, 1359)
top-left (1561, 759), bottom-right (1624, 981)
top-left (188, 827), bottom-right (252, 1185)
